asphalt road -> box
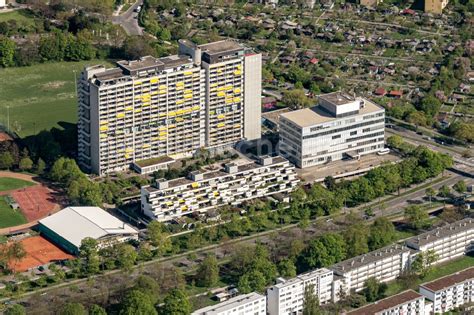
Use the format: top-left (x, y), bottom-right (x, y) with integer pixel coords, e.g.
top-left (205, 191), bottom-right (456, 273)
top-left (112, 0), bottom-right (144, 36)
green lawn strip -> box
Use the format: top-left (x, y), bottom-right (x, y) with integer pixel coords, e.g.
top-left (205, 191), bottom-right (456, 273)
top-left (0, 9), bottom-right (36, 26)
top-left (0, 60), bottom-right (113, 137)
top-left (0, 196), bottom-right (28, 228)
top-left (385, 255), bottom-right (474, 296)
top-left (0, 177), bottom-right (34, 192)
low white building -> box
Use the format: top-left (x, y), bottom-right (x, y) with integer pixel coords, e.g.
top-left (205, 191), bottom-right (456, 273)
top-left (267, 268), bottom-right (334, 315)
top-left (419, 267), bottom-right (474, 314)
top-left (191, 292), bottom-right (266, 315)
top-left (347, 290), bottom-right (430, 315)
top-left (331, 244), bottom-right (411, 294)
top-left (279, 92), bottom-right (385, 168)
top-left (405, 218), bottom-right (474, 264)
top-left (141, 156), bottom-right (299, 222)
top-left (38, 206), bottom-right (138, 254)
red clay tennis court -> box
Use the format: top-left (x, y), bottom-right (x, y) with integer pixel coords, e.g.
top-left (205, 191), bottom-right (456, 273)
top-left (7, 236), bottom-right (74, 272)
top-left (11, 185), bottom-right (56, 222)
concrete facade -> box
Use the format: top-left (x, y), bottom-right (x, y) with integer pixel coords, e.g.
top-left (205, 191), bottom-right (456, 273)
top-left (279, 92), bottom-right (385, 168)
top-left (141, 156), bottom-right (299, 222)
top-left (78, 39), bottom-right (261, 175)
top-left (191, 292), bottom-right (266, 315)
top-left (424, 0), bottom-right (449, 14)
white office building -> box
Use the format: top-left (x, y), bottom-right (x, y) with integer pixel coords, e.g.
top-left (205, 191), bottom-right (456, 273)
top-left (141, 156), bottom-right (299, 222)
top-left (405, 218), bottom-right (474, 264)
top-left (279, 92), bottom-right (385, 168)
top-left (266, 268), bottom-right (334, 315)
top-left (192, 292), bottom-right (266, 315)
top-left (331, 244), bottom-right (411, 294)
top-left (347, 290), bottom-right (430, 315)
top-left (419, 267), bottom-right (474, 314)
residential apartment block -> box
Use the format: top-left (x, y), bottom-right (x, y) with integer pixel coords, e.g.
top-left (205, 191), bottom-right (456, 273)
top-left (331, 244), bottom-right (411, 294)
top-left (266, 268), bottom-right (334, 315)
top-left (424, 0), bottom-right (449, 14)
top-left (141, 156), bottom-right (299, 222)
top-left (419, 267), bottom-right (474, 314)
top-left (405, 218), bottom-right (474, 264)
top-left (78, 39), bottom-right (261, 175)
top-left (191, 292), bottom-right (266, 315)
top-left (347, 290), bottom-right (429, 315)
top-left (279, 92), bottom-right (385, 168)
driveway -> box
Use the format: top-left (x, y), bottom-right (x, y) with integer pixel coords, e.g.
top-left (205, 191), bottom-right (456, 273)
top-left (112, 0), bottom-right (144, 36)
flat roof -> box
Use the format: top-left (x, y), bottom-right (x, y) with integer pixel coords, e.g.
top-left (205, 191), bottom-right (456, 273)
top-left (331, 244), bottom-right (409, 274)
top-left (272, 268), bottom-right (333, 289)
top-left (117, 56), bottom-right (164, 72)
top-left (39, 207), bottom-right (138, 248)
top-left (420, 267), bottom-right (474, 292)
top-left (405, 218), bottom-right (474, 248)
top-left (134, 156), bottom-right (174, 167)
top-left (198, 40), bottom-right (244, 55)
top-left (280, 98), bottom-right (383, 128)
top-left (319, 92), bottom-right (355, 106)
top-left (347, 290), bottom-right (423, 315)
top-left (192, 293), bottom-right (265, 315)
top-left (158, 55), bottom-right (193, 69)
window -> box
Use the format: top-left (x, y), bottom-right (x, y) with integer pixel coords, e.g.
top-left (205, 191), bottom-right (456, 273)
top-left (350, 131), bottom-right (357, 136)
top-left (332, 134), bottom-right (341, 139)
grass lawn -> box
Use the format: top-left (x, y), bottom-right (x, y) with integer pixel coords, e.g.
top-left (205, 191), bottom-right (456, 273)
top-left (0, 60), bottom-right (112, 138)
top-left (385, 255), bottom-right (474, 296)
top-left (0, 196), bottom-right (27, 228)
top-left (0, 177), bottom-right (35, 192)
top-left (0, 9), bottom-right (36, 26)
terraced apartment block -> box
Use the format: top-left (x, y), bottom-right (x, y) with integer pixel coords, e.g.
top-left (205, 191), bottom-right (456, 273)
top-left (78, 39), bottom-right (261, 175)
top-left (141, 156), bottom-right (299, 222)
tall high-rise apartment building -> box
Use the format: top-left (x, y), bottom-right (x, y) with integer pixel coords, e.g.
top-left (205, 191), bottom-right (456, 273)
top-left (78, 40), bottom-right (261, 175)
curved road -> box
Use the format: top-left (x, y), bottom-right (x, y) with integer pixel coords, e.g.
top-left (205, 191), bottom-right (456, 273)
top-left (112, 0), bottom-right (144, 36)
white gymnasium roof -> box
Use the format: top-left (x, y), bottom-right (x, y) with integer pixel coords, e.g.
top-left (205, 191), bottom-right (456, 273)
top-left (39, 207), bottom-right (138, 248)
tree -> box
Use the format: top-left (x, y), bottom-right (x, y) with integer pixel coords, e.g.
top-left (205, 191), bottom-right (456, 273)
top-left (425, 187), bottom-right (436, 204)
top-left (303, 284), bottom-right (320, 315)
top-left (115, 243), bottom-right (137, 272)
top-left (18, 157), bottom-right (33, 171)
top-left (278, 259), bottom-right (297, 278)
top-left (412, 250), bottom-right (438, 278)
top-left (120, 290), bottom-right (157, 315)
top-left (0, 37), bottom-right (16, 67)
top-left (299, 233), bottom-right (346, 269)
top-left (79, 237), bottom-right (100, 275)
top-left (282, 89), bottom-right (312, 110)
top-left (134, 275), bottom-right (160, 304)
top-left (386, 135), bottom-right (404, 149)
top-left (122, 36), bottom-right (154, 60)
top-left (7, 241), bottom-right (26, 271)
top-left (160, 288), bottom-right (191, 315)
top-left (4, 304), bottom-right (26, 315)
top-left (438, 184), bottom-right (451, 198)
top-left (418, 95), bottom-right (441, 117)
top-left (0, 152), bottom-right (14, 169)
top-left (59, 303), bottom-right (87, 315)
top-left (453, 180), bottom-right (467, 194)
top-left (238, 270), bottom-right (267, 293)
top-left (407, 111), bottom-right (427, 130)
top-left (368, 218), bottom-right (396, 251)
top-left (196, 254), bottom-right (219, 288)
top-left (363, 277), bottom-right (387, 302)
top-left (147, 221), bottom-right (172, 255)
top-left (344, 225), bottom-right (369, 257)
top-left (404, 205), bottom-right (430, 230)
top-left (89, 305), bottom-right (107, 315)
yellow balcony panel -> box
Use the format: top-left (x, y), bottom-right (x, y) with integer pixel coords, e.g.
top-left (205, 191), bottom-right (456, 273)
top-left (142, 102), bottom-right (150, 106)
top-left (217, 123), bottom-right (225, 128)
top-left (179, 199), bottom-right (185, 203)
top-left (124, 154), bottom-right (130, 159)
top-left (213, 191), bottom-right (219, 196)
top-left (176, 118), bottom-right (184, 122)
top-left (125, 106), bottom-right (133, 111)
top-left (234, 88), bottom-right (241, 93)
top-left (168, 111), bottom-right (176, 117)
top-left (116, 113), bottom-right (125, 118)
top-left (184, 94), bottom-right (193, 99)
top-left (192, 105), bottom-right (201, 111)
top-left (117, 149), bottom-right (125, 153)
top-left (234, 70), bottom-right (242, 76)
top-left (159, 137), bottom-right (167, 141)
top-left (236, 65), bottom-right (242, 70)
top-left (151, 137), bottom-right (159, 141)
top-left (135, 109), bottom-right (142, 113)
top-left (176, 100), bottom-right (185, 105)
top-left (209, 110), bottom-right (215, 115)
top-left (234, 124), bottom-right (241, 128)
top-left (191, 182), bottom-right (200, 188)
top-left (225, 85), bottom-right (233, 90)
top-left (100, 120), bottom-right (108, 125)
top-left (168, 124), bottom-right (176, 129)
top-left (217, 91), bottom-right (225, 97)
top-left (134, 81), bottom-right (142, 85)
top-left (217, 86), bottom-right (225, 91)
top-left (142, 144), bottom-right (151, 148)
top-left (176, 86), bottom-right (184, 91)
top-left (233, 97), bottom-right (241, 103)
top-left (217, 114), bottom-right (225, 119)
top-left (159, 113), bottom-right (167, 117)
top-left (159, 85), bottom-right (167, 90)
top-left (184, 89), bottom-right (193, 94)
top-left (176, 82), bottom-right (184, 87)
top-left (211, 83), bottom-right (218, 87)
top-left (166, 201), bottom-right (173, 206)
top-left (100, 133), bottom-right (107, 138)
top-left (226, 99), bottom-right (233, 104)
top-left (159, 126), bottom-right (167, 130)
top-left (181, 205), bottom-right (188, 211)
top-left (150, 78), bottom-right (159, 84)
top-left (159, 131), bottom-right (167, 136)
top-left (158, 91), bottom-right (167, 95)
top-left (125, 148), bottom-right (133, 153)
top-left (100, 126), bottom-right (108, 131)
top-left (184, 71), bottom-right (193, 76)
top-left (151, 91), bottom-right (158, 95)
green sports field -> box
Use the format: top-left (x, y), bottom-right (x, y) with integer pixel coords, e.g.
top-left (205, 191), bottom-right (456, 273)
top-left (0, 60), bottom-right (112, 138)
top-left (0, 196), bottom-right (27, 228)
top-left (0, 177), bottom-right (34, 192)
